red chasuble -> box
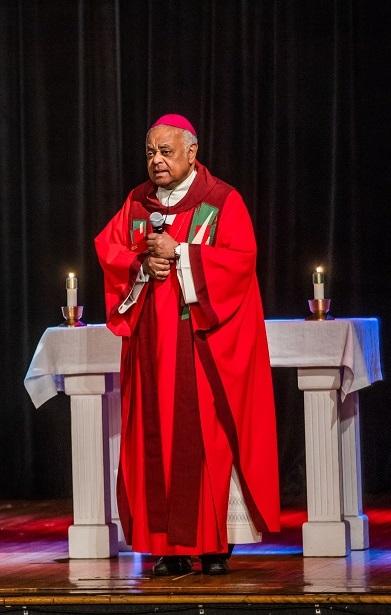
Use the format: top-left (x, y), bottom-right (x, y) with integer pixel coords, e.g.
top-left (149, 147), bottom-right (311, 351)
top-left (95, 162), bottom-right (280, 555)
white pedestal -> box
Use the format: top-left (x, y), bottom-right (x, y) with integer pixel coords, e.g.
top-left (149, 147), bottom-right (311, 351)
top-left (64, 374), bottom-right (119, 558)
top-left (106, 382), bottom-right (130, 551)
top-left (298, 368), bottom-right (350, 557)
top-left (340, 391), bottom-right (369, 550)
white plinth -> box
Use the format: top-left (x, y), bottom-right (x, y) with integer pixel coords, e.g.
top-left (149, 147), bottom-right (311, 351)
top-left (344, 515), bottom-right (369, 550)
top-left (303, 521), bottom-right (350, 557)
top-left (65, 374), bottom-right (119, 559)
top-left (68, 523), bottom-right (118, 558)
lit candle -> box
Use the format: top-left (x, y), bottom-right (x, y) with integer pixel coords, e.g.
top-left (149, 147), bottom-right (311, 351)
top-left (66, 272), bottom-right (78, 307)
top-left (312, 266), bottom-right (325, 300)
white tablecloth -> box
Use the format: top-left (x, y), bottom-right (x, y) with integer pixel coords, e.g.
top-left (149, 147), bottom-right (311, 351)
top-left (24, 319), bottom-right (382, 408)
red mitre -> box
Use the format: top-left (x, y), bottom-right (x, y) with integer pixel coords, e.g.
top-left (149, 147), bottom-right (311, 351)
top-left (150, 113), bottom-right (197, 136)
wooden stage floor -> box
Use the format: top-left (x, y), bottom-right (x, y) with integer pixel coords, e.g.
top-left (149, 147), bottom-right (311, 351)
top-left (1, 500), bottom-right (391, 607)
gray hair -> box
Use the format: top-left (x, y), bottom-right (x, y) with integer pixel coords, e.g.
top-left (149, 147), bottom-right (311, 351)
top-left (146, 126), bottom-right (198, 150)
top-left (182, 129), bottom-right (198, 148)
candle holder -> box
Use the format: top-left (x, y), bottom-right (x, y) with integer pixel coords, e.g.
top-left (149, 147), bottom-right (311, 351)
top-left (306, 298), bottom-right (334, 321)
top-left (60, 306), bottom-right (86, 327)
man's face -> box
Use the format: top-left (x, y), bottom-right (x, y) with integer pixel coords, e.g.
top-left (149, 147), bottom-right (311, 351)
top-left (146, 125), bottom-right (197, 189)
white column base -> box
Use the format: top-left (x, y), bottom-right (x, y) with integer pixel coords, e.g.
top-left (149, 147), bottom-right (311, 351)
top-left (303, 520), bottom-right (350, 557)
top-left (68, 523), bottom-right (118, 558)
top-left (344, 514), bottom-right (369, 550)
top-left (340, 391), bottom-right (369, 551)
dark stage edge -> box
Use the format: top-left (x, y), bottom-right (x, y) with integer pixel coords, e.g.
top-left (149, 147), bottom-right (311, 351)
top-left (4, 598), bottom-right (391, 615)
top-left (2, 594), bottom-right (391, 605)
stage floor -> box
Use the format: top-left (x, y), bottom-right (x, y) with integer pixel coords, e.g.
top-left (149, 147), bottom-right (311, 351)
top-left (1, 500), bottom-right (391, 606)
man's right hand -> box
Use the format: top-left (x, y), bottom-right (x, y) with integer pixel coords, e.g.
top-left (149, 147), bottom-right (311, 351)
top-left (143, 256), bottom-right (171, 281)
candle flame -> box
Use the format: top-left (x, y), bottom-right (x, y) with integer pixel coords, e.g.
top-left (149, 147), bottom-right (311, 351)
top-left (316, 266), bottom-right (324, 273)
top-left (68, 272), bottom-right (75, 278)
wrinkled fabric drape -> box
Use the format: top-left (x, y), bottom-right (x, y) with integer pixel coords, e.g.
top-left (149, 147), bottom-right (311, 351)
top-left (0, 0), bottom-right (389, 499)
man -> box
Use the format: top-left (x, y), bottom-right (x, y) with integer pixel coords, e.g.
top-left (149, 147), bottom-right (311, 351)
top-left (95, 114), bottom-right (279, 575)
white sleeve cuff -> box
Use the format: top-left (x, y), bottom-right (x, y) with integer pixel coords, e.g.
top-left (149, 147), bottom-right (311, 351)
top-left (118, 265), bottom-right (149, 313)
top-left (176, 243), bottom-right (198, 304)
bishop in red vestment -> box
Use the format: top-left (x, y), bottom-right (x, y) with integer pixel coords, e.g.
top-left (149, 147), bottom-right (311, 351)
top-left (95, 114), bottom-right (280, 575)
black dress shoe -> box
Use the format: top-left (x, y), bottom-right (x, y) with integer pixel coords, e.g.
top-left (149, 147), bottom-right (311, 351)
top-left (153, 556), bottom-right (192, 576)
top-left (200, 554), bottom-right (229, 575)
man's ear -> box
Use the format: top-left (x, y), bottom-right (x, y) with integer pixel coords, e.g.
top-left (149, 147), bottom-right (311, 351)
top-left (188, 143), bottom-right (198, 164)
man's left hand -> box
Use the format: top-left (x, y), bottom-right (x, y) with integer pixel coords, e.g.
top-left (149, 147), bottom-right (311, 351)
top-left (147, 231), bottom-right (178, 260)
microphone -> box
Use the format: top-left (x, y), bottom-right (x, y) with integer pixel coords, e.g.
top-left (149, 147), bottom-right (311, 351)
top-left (149, 211), bottom-right (165, 234)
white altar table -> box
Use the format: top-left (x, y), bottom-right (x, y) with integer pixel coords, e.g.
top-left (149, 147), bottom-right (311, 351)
top-left (24, 319), bottom-right (382, 558)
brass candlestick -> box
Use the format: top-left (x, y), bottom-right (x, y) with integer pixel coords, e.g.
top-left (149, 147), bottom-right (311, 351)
top-left (306, 298), bottom-right (334, 321)
top-left (61, 305), bottom-right (86, 327)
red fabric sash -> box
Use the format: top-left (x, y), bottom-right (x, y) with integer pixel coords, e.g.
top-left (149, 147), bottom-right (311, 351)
top-left (137, 241), bottom-right (204, 546)
top-left (167, 307), bottom-right (204, 545)
top-left (137, 284), bottom-right (168, 532)
top-left (137, 282), bottom-right (203, 545)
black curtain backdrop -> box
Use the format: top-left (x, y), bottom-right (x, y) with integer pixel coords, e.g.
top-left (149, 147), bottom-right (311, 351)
top-left (0, 0), bottom-right (390, 504)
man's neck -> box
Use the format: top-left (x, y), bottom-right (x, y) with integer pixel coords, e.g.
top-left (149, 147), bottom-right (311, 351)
top-left (157, 168), bottom-right (197, 207)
